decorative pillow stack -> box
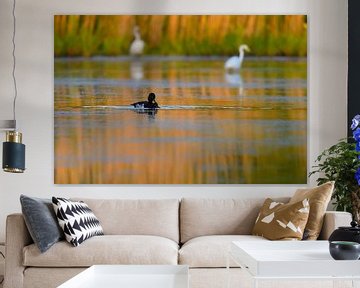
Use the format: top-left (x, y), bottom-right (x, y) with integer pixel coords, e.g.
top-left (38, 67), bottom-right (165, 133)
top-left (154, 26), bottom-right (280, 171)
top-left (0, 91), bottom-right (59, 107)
top-left (252, 181), bottom-right (334, 241)
top-left (252, 198), bottom-right (310, 240)
top-left (52, 197), bottom-right (104, 247)
top-left (289, 181), bottom-right (334, 240)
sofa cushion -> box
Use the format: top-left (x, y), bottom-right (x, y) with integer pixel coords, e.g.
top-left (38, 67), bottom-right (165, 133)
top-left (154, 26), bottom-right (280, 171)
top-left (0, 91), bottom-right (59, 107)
top-left (23, 235), bottom-right (178, 267)
top-left (290, 181), bottom-right (334, 240)
top-left (20, 195), bottom-right (64, 253)
top-left (180, 198), bottom-right (289, 243)
top-left (52, 197), bottom-right (104, 247)
top-left (72, 199), bottom-right (179, 243)
top-left (252, 198), bottom-right (310, 240)
top-left (179, 235), bottom-right (267, 268)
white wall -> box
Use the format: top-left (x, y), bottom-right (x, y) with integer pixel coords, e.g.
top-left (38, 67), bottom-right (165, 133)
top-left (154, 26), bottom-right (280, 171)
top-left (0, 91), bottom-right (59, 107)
top-left (0, 0), bottom-right (348, 242)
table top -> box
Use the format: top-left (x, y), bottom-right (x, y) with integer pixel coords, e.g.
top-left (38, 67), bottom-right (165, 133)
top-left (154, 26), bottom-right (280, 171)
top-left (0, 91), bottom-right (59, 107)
top-left (231, 240), bottom-right (360, 278)
top-left (58, 265), bottom-right (189, 288)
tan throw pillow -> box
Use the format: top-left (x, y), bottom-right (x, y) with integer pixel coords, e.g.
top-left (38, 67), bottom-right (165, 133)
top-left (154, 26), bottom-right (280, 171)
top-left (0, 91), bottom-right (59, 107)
top-left (252, 198), bottom-right (310, 240)
top-left (289, 181), bottom-right (334, 240)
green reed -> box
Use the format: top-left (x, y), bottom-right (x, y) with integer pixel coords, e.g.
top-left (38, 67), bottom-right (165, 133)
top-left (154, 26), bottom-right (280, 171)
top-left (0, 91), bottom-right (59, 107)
top-left (54, 15), bottom-right (307, 57)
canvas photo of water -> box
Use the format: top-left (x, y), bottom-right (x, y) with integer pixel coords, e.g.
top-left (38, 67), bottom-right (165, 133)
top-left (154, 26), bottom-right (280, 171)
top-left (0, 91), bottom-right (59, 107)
top-left (54, 15), bottom-right (307, 184)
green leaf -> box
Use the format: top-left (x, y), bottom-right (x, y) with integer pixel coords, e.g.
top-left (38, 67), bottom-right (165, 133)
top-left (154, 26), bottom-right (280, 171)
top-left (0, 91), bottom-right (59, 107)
top-left (310, 138), bottom-right (360, 216)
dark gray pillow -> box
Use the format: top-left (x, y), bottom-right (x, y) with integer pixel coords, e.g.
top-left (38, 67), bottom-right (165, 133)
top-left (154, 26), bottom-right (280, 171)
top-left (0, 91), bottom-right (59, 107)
top-left (20, 195), bottom-right (64, 253)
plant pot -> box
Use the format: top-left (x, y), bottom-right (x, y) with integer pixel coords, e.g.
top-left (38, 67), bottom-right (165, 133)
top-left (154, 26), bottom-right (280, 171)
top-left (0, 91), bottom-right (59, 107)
top-left (329, 221), bottom-right (360, 244)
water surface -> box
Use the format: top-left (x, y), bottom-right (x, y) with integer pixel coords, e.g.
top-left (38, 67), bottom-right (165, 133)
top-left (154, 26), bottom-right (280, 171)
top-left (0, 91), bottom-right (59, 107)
top-left (54, 56), bottom-right (307, 184)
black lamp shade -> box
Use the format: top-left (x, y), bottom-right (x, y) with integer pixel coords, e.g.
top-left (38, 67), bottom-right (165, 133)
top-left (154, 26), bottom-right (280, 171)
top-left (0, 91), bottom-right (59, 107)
top-left (3, 141), bottom-right (25, 173)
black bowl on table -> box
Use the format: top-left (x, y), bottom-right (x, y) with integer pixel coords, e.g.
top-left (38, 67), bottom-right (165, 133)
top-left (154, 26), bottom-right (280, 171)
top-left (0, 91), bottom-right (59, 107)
top-left (329, 241), bottom-right (360, 260)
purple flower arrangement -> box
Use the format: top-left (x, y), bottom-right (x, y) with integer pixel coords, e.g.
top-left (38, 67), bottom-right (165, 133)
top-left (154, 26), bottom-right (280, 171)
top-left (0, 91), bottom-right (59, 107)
top-left (352, 115), bottom-right (360, 185)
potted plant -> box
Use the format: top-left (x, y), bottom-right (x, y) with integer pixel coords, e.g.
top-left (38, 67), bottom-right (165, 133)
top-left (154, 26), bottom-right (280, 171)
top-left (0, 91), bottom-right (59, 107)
top-left (310, 115), bottom-right (360, 222)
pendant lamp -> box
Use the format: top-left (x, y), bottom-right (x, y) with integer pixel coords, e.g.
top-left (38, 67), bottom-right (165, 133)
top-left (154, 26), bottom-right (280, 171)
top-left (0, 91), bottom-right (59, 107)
top-left (1, 0), bottom-right (25, 173)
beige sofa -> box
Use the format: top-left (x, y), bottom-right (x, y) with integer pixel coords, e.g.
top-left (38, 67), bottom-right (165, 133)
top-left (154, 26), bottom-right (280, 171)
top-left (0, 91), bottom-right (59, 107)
top-left (4, 198), bottom-right (352, 288)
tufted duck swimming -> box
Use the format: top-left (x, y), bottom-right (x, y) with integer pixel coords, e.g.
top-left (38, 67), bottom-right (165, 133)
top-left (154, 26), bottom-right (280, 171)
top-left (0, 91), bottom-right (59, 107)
top-left (131, 93), bottom-right (160, 109)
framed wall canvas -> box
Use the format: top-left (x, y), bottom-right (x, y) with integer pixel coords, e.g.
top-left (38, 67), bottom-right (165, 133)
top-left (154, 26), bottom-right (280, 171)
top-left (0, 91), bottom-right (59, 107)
top-left (54, 15), bottom-right (307, 184)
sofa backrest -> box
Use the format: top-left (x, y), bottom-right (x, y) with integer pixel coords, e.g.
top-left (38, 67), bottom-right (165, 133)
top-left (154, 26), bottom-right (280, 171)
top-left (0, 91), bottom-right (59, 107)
top-left (73, 198), bottom-right (180, 243)
top-left (180, 198), bottom-right (289, 243)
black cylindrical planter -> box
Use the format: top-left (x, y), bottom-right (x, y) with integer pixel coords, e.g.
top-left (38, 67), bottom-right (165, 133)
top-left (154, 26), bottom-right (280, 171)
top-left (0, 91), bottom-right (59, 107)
top-left (2, 131), bottom-right (25, 173)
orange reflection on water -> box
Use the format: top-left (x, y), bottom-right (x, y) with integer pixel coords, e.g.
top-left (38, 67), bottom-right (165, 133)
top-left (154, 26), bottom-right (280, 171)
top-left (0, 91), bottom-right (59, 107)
top-left (55, 108), bottom-right (306, 184)
top-left (54, 57), bottom-right (307, 184)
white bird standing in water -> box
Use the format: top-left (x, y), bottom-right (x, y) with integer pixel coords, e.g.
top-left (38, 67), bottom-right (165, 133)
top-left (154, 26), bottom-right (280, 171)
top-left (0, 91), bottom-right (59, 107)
top-left (224, 44), bottom-right (250, 71)
top-left (129, 26), bottom-right (145, 56)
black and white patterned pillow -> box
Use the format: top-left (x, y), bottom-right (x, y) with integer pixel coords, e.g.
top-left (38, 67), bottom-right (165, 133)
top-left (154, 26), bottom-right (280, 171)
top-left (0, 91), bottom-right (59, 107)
top-left (52, 197), bottom-right (104, 247)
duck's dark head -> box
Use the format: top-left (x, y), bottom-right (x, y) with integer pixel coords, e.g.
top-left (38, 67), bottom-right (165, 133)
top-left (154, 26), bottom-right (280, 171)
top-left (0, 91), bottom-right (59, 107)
top-left (148, 92), bottom-right (156, 103)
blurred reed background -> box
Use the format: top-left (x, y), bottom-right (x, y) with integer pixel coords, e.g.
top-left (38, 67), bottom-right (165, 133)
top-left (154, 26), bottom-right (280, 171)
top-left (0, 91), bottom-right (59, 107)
top-left (54, 15), bottom-right (307, 57)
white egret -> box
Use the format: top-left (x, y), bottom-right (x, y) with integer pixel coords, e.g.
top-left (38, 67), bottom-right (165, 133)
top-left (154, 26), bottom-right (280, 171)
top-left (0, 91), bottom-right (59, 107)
top-left (129, 26), bottom-right (145, 56)
top-left (224, 44), bottom-right (250, 71)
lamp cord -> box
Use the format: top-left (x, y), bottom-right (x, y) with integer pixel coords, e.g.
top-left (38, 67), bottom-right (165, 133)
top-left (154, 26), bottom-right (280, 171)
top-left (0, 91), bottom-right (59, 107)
top-left (11, 0), bottom-right (17, 129)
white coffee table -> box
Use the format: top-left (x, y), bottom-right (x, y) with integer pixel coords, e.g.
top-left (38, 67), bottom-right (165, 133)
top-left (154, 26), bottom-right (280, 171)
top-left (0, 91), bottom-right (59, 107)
top-left (228, 241), bottom-right (360, 288)
top-left (58, 265), bottom-right (189, 288)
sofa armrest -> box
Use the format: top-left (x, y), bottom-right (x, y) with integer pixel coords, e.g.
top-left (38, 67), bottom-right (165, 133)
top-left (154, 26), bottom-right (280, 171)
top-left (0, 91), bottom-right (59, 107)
top-left (4, 213), bottom-right (32, 288)
top-left (318, 211), bottom-right (352, 240)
